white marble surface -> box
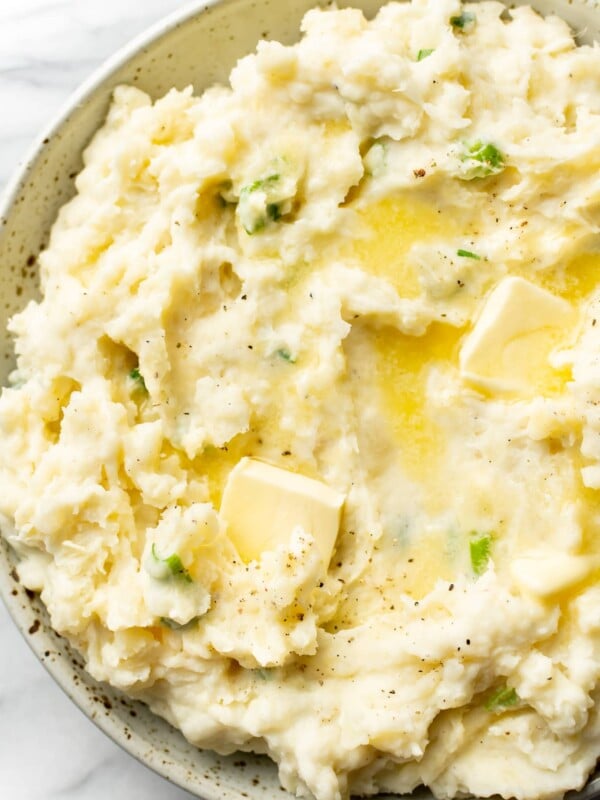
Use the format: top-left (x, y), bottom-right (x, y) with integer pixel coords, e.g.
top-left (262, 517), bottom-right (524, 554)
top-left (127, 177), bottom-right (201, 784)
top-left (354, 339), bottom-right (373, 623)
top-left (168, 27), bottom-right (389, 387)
top-left (0, 3), bottom-right (198, 797)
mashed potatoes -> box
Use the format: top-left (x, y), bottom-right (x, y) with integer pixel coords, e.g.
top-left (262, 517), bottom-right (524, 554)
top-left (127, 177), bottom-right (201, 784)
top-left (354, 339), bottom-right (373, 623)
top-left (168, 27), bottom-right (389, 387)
top-left (3, 0), bottom-right (600, 797)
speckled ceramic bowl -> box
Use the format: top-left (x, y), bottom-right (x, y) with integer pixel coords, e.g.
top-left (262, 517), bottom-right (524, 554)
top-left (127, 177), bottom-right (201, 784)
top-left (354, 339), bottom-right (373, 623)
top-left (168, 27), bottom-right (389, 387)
top-left (2, 1), bottom-right (600, 799)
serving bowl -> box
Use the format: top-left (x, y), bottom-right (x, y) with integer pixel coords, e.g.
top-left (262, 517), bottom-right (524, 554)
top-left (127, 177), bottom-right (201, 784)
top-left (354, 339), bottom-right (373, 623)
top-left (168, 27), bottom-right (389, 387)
top-left (2, 0), bottom-right (600, 798)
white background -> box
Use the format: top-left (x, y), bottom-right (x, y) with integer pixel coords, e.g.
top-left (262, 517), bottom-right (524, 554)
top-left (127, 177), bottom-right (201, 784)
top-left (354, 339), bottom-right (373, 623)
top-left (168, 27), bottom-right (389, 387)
top-left (0, 2), bottom-right (198, 797)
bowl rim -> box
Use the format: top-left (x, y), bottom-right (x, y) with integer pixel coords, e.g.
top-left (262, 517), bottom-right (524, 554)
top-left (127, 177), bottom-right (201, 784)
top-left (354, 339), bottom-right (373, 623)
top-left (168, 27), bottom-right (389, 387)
top-left (0, 0), bottom-right (230, 224)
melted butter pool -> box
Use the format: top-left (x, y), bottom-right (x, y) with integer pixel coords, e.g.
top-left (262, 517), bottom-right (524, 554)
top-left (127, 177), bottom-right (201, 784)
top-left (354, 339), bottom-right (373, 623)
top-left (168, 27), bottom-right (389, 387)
top-left (539, 251), bottom-right (600, 304)
top-left (348, 194), bottom-right (600, 309)
top-left (370, 322), bottom-right (464, 485)
top-left (347, 195), bottom-right (464, 298)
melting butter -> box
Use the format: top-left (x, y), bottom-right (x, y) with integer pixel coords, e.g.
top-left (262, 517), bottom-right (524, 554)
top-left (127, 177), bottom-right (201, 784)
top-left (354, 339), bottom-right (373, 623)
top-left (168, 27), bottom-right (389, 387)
top-left (535, 251), bottom-right (600, 304)
top-left (460, 277), bottom-right (577, 397)
top-left (220, 457), bottom-right (344, 566)
top-left (194, 431), bottom-right (261, 507)
top-left (371, 322), bottom-right (463, 484)
top-left (347, 196), bottom-right (462, 298)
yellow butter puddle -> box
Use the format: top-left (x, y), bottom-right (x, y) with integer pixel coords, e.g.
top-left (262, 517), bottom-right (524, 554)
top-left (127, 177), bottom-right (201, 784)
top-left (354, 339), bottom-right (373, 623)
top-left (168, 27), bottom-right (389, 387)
top-left (539, 250), bottom-right (600, 305)
top-left (366, 322), bottom-right (465, 597)
top-left (370, 321), bottom-right (464, 484)
top-left (346, 193), bottom-right (600, 306)
top-left (342, 195), bottom-right (463, 298)
top-left (344, 319), bottom-right (464, 589)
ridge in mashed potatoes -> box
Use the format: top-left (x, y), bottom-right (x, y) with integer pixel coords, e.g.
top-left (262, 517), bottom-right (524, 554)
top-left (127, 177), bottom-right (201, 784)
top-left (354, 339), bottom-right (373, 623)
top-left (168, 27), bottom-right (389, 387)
top-left (3, 1), bottom-right (600, 798)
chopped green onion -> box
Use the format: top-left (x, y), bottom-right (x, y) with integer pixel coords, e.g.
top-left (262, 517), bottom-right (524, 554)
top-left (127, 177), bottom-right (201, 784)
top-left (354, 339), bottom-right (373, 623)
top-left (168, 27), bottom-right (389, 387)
top-left (459, 141), bottom-right (506, 180)
top-left (129, 366), bottom-right (147, 394)
top-left (238, 174), bottom-right (283, 234)
top-left (242, 174), bottom-right (280, 194)
top-left (450, 11), bottom-right (476, 30)
top-left (417, 48), bottom-right (435, 61)
top-left (276, 348), bottom-right (296, 363)
top-left (470, 533), bottom-right (492, 576)
top-left (469, 142), bottom-right (504, 169)
top-left (266, 202), bottom-right (282, 221)
top-left (150, 543), bottom-right (192, 583)
top-left (457, 249), bottom-right (481, 260)
top-left (485, 686), bottom-right (519, 712)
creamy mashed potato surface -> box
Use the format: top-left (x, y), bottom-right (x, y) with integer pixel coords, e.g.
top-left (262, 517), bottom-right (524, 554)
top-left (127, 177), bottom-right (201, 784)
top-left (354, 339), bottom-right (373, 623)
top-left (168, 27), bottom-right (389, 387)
top-left (4, 1), bottom-right (600, 798)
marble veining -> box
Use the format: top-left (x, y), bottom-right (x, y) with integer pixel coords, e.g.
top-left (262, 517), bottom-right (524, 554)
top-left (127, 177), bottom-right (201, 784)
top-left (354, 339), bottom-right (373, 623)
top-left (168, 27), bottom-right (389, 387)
top-left (0, 2), bottom-right (197, 797)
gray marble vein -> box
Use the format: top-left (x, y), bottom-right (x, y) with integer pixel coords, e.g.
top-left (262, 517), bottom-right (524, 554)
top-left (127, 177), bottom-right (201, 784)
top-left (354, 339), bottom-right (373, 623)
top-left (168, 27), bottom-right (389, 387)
top-left (0, 3), bottom-right (202, 797)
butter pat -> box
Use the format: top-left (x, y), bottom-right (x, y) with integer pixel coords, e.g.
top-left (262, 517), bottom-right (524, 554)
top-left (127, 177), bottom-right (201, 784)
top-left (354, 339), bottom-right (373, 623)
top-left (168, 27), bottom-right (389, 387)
top-left (220, 457), bottom-right (344, 568)
top-left (511, 553), bottom-right (594, 597)
top-left (459, 277), bottom-right (575, 393)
